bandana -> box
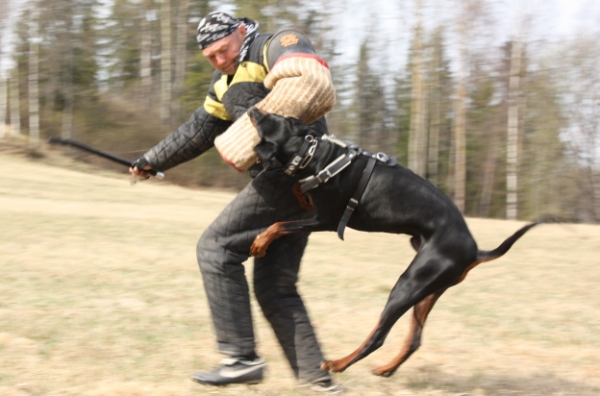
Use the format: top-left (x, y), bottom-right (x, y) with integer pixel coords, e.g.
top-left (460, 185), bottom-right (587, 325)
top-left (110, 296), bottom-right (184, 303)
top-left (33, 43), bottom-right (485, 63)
top-left (196, 12), bottom-right (259, 63)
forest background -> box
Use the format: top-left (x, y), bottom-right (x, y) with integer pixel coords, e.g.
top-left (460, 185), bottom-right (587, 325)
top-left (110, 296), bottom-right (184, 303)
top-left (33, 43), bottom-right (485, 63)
top-left (1, 0), bottom-right (600, 223)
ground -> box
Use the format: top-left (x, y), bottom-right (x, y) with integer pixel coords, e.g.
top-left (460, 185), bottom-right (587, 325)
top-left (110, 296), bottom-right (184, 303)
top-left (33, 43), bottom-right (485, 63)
top-left (1, 138), bottom-right (599, 395)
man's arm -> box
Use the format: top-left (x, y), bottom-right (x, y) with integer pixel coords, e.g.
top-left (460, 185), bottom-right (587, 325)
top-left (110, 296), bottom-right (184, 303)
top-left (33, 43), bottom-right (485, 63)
top-left (142, 106), bottom-right (230, 172)
top-left (131, 72), bottom-right (232, 175)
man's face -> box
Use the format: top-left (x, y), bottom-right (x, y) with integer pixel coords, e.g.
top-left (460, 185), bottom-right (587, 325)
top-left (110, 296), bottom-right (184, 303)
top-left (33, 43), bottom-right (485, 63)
top-left (202, 25), bottom-right (246, 75)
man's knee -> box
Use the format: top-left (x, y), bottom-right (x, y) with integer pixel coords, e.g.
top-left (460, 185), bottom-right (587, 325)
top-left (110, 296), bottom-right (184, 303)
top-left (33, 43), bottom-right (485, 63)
top-left (197, 228), bottom-right (251, 276)
top-left (196, 229), bottom-right (215, 272)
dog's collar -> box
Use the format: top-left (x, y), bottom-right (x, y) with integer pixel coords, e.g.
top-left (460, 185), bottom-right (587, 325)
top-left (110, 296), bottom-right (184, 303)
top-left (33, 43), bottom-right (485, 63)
top-left (284, 135), bottom-right (318, 176)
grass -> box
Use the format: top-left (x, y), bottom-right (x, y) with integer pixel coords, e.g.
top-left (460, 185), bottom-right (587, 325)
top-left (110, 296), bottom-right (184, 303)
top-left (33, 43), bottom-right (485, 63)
top-left (1, 143), bottom-right (599, 395)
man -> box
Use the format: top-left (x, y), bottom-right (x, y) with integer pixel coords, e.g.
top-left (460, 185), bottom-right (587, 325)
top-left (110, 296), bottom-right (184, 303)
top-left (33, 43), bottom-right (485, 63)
top-left (129, 11), bottom-right (340, 393)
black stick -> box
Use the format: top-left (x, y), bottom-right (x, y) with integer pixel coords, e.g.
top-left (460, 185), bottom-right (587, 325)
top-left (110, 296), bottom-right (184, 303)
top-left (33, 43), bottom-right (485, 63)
top-left (48, 136), bottom-right (164, 178)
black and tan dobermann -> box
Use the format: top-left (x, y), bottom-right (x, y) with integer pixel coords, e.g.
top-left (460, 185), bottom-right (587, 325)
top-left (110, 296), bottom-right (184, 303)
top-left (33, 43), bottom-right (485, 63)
top-left (247, 107), bottom-right (539, 377)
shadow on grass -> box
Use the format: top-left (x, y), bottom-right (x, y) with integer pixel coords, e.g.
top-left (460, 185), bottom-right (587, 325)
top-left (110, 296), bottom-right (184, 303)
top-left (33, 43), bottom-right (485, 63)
top-left (402, 365), bottom-right (599, 395)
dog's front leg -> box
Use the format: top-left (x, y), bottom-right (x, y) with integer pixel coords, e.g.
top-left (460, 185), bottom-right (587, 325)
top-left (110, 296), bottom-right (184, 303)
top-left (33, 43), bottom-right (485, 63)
top-left (250, 217), bottom-right (328, 257)
top-left (251, 222), bottom-right (290, 257)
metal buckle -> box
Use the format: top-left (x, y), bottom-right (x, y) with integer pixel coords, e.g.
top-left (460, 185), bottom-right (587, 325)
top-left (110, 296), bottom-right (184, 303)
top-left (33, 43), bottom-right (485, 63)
top-left (376, 152), bottom-right (389, 162)
top-left (299, 138), bottom-right (318, 169)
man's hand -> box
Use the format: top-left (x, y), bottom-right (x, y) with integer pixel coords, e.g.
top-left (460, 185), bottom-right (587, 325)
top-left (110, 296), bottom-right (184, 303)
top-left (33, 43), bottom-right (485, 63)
top-left (129, 156), bottom-right (154, 179)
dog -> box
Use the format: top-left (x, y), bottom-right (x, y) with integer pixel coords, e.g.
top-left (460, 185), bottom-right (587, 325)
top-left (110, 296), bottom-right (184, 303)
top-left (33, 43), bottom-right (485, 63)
top-left (247, 106), bottom-right (539, 377)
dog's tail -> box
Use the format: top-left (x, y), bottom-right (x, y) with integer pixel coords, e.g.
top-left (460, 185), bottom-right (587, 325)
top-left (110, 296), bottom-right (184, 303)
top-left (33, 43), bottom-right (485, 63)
top-left (476, 222), bottom-right (539, 263)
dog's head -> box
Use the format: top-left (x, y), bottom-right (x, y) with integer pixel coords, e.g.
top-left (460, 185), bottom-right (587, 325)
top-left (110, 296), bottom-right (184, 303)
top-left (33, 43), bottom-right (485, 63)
top-left (248, 106), bottom-right (317, 167)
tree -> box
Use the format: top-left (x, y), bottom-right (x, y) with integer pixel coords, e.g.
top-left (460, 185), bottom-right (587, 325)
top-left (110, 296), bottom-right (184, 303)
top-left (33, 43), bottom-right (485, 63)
top-left (452, 0), bottom-right (470, 213)
top-left (352, 39), bottom-right (388, 151)
top-left (557, 35), bottom-right (600, 221)
top-left (425, 27), bottom-right (453, 189)
top-left (28, 3), bottom-right (40, 148)
top-left (407, 0), bottom-right (428, 177)
top-left (159, 0), bottom-right (172, 125)
top-left (9, 69), bottom-right (20, 136)
top-left (505, 28), bottom-right (524, 220)
top-left (172, 0), bottom-right (190, 121)
top-left (519, 65), bottom-right (571, 220)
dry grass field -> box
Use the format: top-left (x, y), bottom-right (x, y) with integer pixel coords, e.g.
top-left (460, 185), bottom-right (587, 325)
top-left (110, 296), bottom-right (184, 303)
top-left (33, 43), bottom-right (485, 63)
top-left (1, 143), bottom-right (599, 395)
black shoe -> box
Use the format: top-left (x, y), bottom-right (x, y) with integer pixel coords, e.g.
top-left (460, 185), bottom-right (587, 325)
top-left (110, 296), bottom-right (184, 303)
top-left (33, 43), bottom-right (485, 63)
top-left (307, 378), bottom-right (344, 394)
top-left (192, 356), bottom-right (266, 386)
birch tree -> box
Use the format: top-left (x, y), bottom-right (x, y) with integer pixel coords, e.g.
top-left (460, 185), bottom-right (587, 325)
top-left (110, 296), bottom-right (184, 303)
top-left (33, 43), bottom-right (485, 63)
top-left (140, 7), bottom-right (153, 106)
top-left (506, 33), bottom-right (524, 220)
top-left (452, 0), bottom-right (469, 212)
top-left (160, 0), bottom-right (172, 125)
top-left (172, 0), bottom-right (190, 120)
top-left (0, 0), bottom-right (10, 138)
top-left (9, 70), bottom-right (20, 136)
top-left (60, 1), bottom-right (75, 139)
top-left (1, 0), bottom-right (10, 138)
top-left (28, 4), bottom-right (40, 148)
top-left (407, 0), bottom-right (428, 177)
top-left (426, 27), bottom-right (452, 188)
top-left (0, 74), bottom-right (6, 138)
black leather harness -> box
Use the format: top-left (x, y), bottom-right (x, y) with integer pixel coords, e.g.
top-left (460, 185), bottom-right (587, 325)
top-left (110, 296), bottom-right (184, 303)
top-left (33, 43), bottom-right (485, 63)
top-left (283, 134), bottom-right (395, 240)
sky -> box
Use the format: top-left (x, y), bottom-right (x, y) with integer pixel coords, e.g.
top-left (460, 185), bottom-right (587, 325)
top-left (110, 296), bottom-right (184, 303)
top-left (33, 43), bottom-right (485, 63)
top-left (1, 0), bottom-right (599, 76)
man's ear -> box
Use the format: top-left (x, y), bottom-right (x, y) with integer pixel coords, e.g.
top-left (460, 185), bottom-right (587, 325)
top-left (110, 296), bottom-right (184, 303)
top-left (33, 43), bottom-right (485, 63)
top-left (253, 141), bottom-right (276, 164)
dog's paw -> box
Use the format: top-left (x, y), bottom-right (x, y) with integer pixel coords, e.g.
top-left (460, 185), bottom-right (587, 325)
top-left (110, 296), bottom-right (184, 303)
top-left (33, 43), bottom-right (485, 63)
top-left (250, 236), bottom-right (267, 258)
top-left (321, 360), bottom-right (347, 373)
top-left (371, 365), bottom-right (397, 377)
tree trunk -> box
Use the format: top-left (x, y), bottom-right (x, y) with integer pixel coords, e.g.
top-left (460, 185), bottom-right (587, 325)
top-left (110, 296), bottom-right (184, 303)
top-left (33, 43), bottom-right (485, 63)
top-left (160, 0), bottom-right (172, 125)
top-left (173, 0), bottom-right (190, 120)
top-left (427, 34), bottom-right (442, 186)
top-left (140, 7), bottom-right (153, 107)
top-left (28, 5), bottom-right (41, 148)
top-left (408, 0), bottom-right (428, 177)
top-left (506, 38), bottom-right (523, 220)
top-left (10, 70), bottom-right (20, 136)
top-left (0, 74), bottom-right (6, 138)
top-left (453, 2), bottom-right (468, 213)
top-left (62, 13), bottom-right (74, 140)
top-left (593, 169), bottom-right (600, 222)
top-left (479, 123), bottom-right (500, 217)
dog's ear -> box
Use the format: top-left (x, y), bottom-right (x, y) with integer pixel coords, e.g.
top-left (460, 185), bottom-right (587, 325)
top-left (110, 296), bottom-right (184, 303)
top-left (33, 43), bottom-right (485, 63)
top-left (248, 106), bottom-right (268, 129)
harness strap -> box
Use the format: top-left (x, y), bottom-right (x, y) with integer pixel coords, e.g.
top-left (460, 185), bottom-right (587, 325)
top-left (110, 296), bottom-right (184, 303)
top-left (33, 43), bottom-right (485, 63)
top-left (336, 156), bottom-right (377, 240)
top-left (299, 149), bottom-right (358, 193)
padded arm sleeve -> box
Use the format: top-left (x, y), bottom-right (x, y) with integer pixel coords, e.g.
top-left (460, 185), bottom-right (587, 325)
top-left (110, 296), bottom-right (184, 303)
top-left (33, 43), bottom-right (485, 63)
top-left (260, 30), bottom-right (335, 123)
top-left (143, 106), bottom-right (231, 172)
top-left (259, 53), bottom-right (335, 124)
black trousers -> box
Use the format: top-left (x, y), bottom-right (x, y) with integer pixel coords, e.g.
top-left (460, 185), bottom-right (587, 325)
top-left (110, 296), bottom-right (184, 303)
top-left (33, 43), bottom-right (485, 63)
top-left (196, 168), bottom-right (329, 383)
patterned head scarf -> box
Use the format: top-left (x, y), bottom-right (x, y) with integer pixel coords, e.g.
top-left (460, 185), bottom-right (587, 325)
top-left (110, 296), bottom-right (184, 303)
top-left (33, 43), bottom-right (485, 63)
top-left (196, 11), bottom-right (259, 62)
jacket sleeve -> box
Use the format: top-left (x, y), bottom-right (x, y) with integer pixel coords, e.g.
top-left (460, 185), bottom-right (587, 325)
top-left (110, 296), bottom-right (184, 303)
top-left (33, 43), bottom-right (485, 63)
top-left (143, 106), bottom-right (231, 172)
top-left (142, 71), bottom-right (232, 172)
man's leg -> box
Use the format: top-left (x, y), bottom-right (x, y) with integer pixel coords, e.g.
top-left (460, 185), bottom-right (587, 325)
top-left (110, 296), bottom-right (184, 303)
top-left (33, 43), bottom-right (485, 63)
top-left (194, 168), bottom-right (314, 383)
top-left (253, 232), bottom-right (332, 385)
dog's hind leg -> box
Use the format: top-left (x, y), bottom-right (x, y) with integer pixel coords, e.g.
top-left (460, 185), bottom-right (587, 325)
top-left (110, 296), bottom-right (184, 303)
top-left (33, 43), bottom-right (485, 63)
top-left (371, 289), bottom-right (445, 377)
top-left (370, 255), bottom-right (489, 377)
top-left (323, 251), bottom-right (465, 373)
